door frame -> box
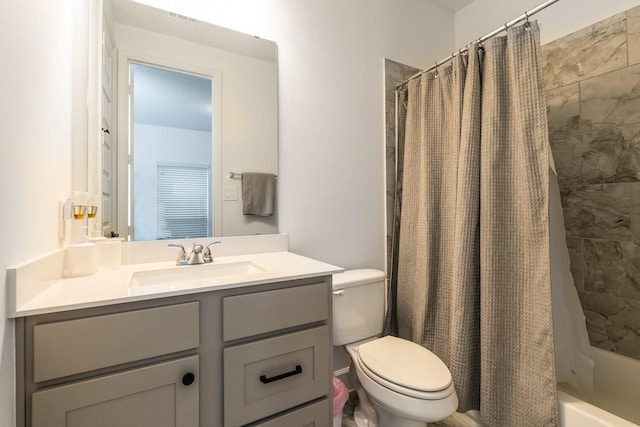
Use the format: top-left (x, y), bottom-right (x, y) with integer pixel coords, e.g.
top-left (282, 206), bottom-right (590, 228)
top-left (116, 50), bottom-right (222, 240)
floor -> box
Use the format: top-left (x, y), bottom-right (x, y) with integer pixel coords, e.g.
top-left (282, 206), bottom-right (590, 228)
top-left (340, 391), bottom-right (446, 427)
top-left (340, 391), bottom-right (358, 427)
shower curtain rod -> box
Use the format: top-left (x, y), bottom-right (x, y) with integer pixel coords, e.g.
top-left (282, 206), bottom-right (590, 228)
top-left (396, 0), bottom-right (560, 89)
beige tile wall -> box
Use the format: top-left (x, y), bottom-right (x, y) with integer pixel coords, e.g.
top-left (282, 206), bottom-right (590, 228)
top-left (543, 5), bottom-right (640, 360)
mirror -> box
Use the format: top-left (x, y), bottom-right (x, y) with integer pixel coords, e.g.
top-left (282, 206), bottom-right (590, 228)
top-left (90, 0), bottom-right (278, 241)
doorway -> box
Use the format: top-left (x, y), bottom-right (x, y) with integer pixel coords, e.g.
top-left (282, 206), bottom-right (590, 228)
top-left (128, 62), bottom-right (214, 241)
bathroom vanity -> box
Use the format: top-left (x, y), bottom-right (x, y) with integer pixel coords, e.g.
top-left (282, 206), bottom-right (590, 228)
top-left (9, 244), bottom-right (341, 427)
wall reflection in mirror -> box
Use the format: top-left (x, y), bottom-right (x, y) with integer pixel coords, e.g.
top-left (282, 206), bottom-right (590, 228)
top-left (94, 0), bottom-right (278, 241)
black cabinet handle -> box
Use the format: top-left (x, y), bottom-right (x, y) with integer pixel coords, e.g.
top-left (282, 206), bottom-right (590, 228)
top-left (182, 372), bottom-right (195, 386)
top-left (259, 364), bottom-right (302, 384)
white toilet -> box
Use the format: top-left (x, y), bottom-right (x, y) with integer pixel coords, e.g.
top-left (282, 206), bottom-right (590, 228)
top-left (333, 269), bottom-right (458, 427)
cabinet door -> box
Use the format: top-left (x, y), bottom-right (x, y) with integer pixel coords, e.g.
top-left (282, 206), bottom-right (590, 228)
top-left (32, 355), bottom-right (199, 427)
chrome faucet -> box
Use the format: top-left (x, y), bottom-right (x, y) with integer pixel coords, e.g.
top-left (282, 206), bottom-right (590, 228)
top-left (168, 241), bottom-right (221, 265)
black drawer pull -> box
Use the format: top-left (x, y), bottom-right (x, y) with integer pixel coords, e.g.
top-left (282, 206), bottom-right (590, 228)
top-left (260, 364), bottom-right (302, 384)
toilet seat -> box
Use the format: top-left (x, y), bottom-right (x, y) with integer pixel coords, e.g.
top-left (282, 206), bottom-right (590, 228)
top-left (356, 336), bottom-right (454, 400)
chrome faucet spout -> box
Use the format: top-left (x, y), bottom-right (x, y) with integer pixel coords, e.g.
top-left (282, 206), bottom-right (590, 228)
top-left (187, 243), bottom-right (205, 265)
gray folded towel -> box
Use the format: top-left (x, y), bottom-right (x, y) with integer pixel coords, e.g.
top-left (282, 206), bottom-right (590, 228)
top-left (242, 173), bottom-right (276, 216)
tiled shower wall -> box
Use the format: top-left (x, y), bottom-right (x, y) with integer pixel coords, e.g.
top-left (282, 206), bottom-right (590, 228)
top-left (385, 4), bottom-right (640, 362)
top-left (385, 59), bottom-right (419, 275)
top-left (544, 5), bottom-right (640, 360)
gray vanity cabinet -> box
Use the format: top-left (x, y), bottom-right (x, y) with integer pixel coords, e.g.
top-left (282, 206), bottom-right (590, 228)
top-left (15, 276), bottom-right (333, 427)
top-left (21, 302), bottom-right (200, 427)
top-left (31, 355), bottom-right (199, 427)
top-left (222, 283), bottom-right (331, 426)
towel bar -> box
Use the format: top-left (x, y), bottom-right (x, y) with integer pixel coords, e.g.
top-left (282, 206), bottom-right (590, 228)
top-left (228, 172), bottom-right (278, 179)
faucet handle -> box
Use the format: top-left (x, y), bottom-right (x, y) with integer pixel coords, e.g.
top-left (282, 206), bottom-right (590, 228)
top-left (168, 243), bottom-right (187, 265)
top-left (204, 241), bottom-right (222, 263)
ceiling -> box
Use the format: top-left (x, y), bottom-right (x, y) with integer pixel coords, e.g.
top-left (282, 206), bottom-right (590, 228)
top-left (429, 0), bottom-right (475, 13)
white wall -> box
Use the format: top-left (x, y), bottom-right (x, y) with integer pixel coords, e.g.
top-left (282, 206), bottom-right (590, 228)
top-left (271, 0), bottom-right (454, 268)
top-left (455, 0), bottom-right (640, 46)
top-left (0, 0), bottom-right (85, 424)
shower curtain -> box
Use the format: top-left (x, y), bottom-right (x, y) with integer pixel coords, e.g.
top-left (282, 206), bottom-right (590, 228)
top-left (386, 22), bottom-right (559, 426)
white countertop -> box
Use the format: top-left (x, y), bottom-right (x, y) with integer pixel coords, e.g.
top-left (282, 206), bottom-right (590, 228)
top-left (8, 251), bottom-right (343, 318)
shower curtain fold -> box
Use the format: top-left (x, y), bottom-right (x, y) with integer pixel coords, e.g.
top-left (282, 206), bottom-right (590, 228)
top-left (478, 24), bottom-right (558, 426)
top-left (386, 22), bottom-right (559, 426)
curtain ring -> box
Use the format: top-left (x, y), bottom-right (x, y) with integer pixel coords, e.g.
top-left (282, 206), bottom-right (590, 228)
top-left (434, 62), bottom-right (439, 78)
top-left (524, 11), bottom-right (531, 28)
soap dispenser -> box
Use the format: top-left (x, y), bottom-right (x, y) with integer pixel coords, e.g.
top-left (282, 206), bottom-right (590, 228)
top-left (65, 192), bottom-right (98, 277)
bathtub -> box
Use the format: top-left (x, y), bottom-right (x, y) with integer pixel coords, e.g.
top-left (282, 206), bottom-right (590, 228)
top-left (444, 346), bottom-right (639, 427)
top-left (558, 390), bottom-right (635, 427)
top-left (558, 346), bottom-right (640, 427)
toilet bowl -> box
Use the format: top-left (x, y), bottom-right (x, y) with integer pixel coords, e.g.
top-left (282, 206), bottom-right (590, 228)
top-left (347, 336), bottom-right (458, 426)
top-left (333, 270), bottom-right (458, 427)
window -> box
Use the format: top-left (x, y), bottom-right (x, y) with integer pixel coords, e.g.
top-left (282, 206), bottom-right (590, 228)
top-left (156, 164), bottom-right (210, 239)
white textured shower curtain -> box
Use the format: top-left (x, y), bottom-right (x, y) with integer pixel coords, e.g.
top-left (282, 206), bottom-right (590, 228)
top-left (388, 23), bottom-right (559, 426)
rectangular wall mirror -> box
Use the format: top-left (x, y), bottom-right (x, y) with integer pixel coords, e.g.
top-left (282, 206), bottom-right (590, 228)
top-left (88, 0), bottom-right (278, 241)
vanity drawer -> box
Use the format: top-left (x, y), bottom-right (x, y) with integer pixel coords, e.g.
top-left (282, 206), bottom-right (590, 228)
top-left (223, 282), bottom-right (328, 341)
top-left (250, 398), bottom-right (330, 427)
top-left (223, 325), bottom-right (330, 427)
top-left (33, 302), bottom-right (199, 383)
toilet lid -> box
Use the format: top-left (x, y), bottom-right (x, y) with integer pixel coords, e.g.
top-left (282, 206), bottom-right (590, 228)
top-left (357, 336), bottom-right (452, 392)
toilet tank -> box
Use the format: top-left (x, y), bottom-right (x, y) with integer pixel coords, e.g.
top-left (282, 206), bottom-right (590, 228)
top-left (332, 269), bottom-right (386, 346)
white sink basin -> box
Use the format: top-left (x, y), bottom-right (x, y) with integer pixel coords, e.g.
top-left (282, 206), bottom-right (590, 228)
top-left (129, 261), bottom-right (267, 293)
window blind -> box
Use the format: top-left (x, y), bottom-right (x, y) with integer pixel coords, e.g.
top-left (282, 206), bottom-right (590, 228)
top-left (157, 164), bottom-right (210, 239)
